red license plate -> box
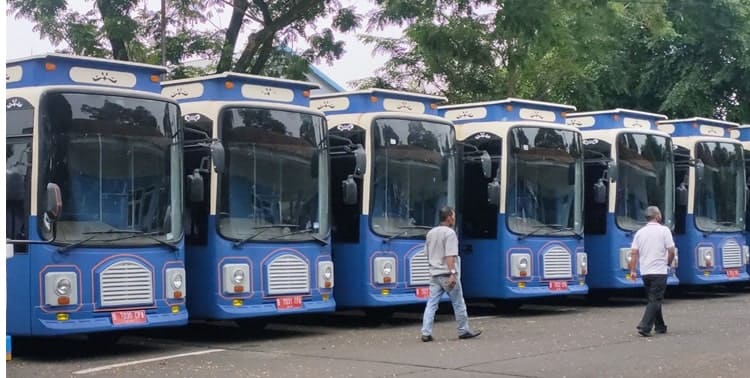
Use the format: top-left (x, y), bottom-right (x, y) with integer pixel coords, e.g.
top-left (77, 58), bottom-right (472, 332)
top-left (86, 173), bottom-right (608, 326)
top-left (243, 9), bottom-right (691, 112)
top-left (111, 310), bottom-right (146, 325)
top-left (415, 287), bottom-right (430, 298)
top-left (549, 281), bottom-right (569, 291)
top-left (727, 269), bottom-right (740, 278)
top-left (276, 296), bottom-right (303, 310)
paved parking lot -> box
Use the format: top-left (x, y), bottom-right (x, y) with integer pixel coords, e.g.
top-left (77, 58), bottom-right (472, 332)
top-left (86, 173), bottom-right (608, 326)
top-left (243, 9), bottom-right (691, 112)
top-left (7, 283), bottom-right (750, 378)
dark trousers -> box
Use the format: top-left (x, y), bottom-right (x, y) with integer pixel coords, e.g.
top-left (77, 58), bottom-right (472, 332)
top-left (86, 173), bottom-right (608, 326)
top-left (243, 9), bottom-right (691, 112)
top-left (638, 274), bottom-right (668, 333)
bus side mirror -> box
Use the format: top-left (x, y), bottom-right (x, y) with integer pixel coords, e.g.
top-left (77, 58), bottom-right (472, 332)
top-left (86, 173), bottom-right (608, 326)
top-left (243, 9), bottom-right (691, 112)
top-left (187, 169), bottom-right (204, 203)
top-left (353, 145), bottom-right (366, 178)
top-left (342, 175), bottom-right (358, 205)
top-left (676, 183), bottom-right (688, 206)
top-left (593, 179), bottom-right (607, 204)
top-left (480, 151), bottom-right (492, 179)
top-left (695, 159), bottom-right (704, 181)
top-left (211, 141), bottom-right (225, 173)
top-left (487, 179), bottom-right (500, 207)
top-left (46, 183), bottom-right (62, 220)
top-left (607, 161), bottom-right (617, 183)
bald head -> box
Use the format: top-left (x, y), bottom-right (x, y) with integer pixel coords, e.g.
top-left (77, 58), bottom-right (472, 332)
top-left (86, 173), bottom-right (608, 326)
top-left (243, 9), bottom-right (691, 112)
top-left (646, 206), bottom-right (661, 222)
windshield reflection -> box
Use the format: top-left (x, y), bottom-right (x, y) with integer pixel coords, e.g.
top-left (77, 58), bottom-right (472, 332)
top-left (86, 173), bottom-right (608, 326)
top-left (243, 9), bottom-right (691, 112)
top-left (694, 141), bottom-right (745, 232)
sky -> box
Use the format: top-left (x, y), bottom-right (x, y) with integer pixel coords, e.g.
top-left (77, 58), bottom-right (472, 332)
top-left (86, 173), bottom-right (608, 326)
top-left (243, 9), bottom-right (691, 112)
top-left (4, 1), bottom-right (401, 90)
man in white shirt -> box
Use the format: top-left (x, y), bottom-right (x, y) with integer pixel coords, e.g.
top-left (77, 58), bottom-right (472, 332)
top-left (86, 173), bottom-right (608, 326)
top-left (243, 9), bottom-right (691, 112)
top-left (629, 206), bottom-right (676, 337)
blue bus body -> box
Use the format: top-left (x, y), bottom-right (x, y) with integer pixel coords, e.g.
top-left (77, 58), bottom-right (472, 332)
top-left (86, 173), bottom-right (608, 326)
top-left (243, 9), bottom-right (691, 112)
top-left (440, 99), bottom-right (588, 299)
top-left (659, 118), bottom-right (749, 284)
top-left (6, 54), bottom-right (187, 336)
top-left (731, 125), bottom-right (750, 274)
top-left (311, 89), bottom-right (456, 308)
top-left (162, 73), bottom-right (334, 319)
top-left (568, 109), bottom-right (679, 289)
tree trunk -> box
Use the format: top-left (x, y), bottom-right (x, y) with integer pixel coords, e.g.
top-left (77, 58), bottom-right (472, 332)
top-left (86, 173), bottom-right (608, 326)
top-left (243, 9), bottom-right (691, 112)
top-left (217, 0), bottom-right (249, 73)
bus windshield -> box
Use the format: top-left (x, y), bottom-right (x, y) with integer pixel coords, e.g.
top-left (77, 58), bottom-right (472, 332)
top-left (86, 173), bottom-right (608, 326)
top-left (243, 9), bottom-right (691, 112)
top-left (38, 92), bottom-right (183, 247)
top-left (616, 133), bottom-right (674, 231)
top-left (371, 118), bottom-right (456, 238)
top-left (694, 141), bottom-right (745, 232)
top-left (507, 126), bottom-right (583, 236)
top-left (217, 108), bottom-right (329, 242)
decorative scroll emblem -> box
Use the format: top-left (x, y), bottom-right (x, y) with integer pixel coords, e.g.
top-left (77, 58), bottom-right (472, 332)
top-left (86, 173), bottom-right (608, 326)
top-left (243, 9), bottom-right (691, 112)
top-left (336, 123), bottom-right (354, 131)
top-left (456, 110), bottom-right (475, 120)
top-left (261, 87), bottom-right (274, 96)
top-left (527, 111), bottom-right (544, 120)
top-left (474, 132), bottom-right (491, 140)
top-left (566, 119), bottom-right (583, 127)
top-left (395, 101), bottom-right (413, 111)
top-left (582, 138), bottom-right (599, 145)
top-left (184, 114), bottom-right (202, 122)
top-left (92, 71), bottom-right (118, 84)
top-left (170, 88), bottom-right (189, 98)
top-left (704, 127), bottom-right (722, 135)
top-left (6, 98), bottom-right (24, 109)
top-left (317, 100), bottom-right (336, 110)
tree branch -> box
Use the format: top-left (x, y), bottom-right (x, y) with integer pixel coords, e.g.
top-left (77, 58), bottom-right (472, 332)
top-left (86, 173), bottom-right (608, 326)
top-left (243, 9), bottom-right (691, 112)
top-left (216, 0), bottom-right (249, 72)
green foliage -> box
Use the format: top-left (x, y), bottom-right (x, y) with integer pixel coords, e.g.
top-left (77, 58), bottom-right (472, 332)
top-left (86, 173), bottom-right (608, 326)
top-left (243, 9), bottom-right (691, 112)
top-left (363, 0), bottom-right (750, 122)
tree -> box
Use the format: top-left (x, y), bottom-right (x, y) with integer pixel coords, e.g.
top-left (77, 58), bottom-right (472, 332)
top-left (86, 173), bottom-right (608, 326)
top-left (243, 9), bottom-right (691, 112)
top-left (361, 0), bottom-right (750, 122)
top-left (8, 0), bottom-right (361, 79)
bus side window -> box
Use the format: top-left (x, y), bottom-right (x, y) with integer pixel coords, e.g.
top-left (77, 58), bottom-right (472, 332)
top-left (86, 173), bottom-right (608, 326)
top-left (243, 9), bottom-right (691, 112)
top-left (583, 139), bottom-right (609, 235)
top-left (183, 115), bottom-right (212, 245)
top-left (673, 146), bottom-right (691, 235)
top-left (6, 98), bottom-right (34, 252)
top-left (329, 125), bottom-right (365, 243)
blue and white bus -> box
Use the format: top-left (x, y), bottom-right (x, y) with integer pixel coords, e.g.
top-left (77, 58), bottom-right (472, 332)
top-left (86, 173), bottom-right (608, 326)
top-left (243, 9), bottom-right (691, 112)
top-left (440, 99), bottom-right (588, 302)
top-left (567, 109), bottom-right (679, 289)
top-left (310, 89), bottom-right (455, 311)
top-left (6, 54), bottom-right (186, 337)
top-left (732, 124), bottom-right (750, 274)
top-left (656, 118), bottom-right (749, 284)
top-left (161, 73), bottom-right (334, 324)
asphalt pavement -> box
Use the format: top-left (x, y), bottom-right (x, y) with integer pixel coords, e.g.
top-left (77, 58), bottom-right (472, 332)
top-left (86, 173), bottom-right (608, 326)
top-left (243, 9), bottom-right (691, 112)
top-left (7, 283), bottom-right (750, 378)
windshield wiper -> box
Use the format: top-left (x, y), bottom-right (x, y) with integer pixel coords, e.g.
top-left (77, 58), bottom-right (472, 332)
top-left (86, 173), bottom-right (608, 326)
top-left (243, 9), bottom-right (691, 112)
top-left (703, 221), bottom-right (739, 236)
top-left (518, 223), bottom-right (580, 240)
top-left (384, 225), bottom-right (433, 242)
top-left (233, 224), bottom-right (301, 248)
top-left (548, 226), bottom-right (584, 240)
top-left (266, 228), bottom-right (328, 245)
top-left (59, 229), bottom-right (177, 252)
top-left (108, 231), bottom-right (179, 251)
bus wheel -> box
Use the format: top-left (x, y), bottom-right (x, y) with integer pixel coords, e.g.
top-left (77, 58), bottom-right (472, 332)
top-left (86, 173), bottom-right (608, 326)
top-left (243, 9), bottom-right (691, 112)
top-left (492, 300), bottom-right (521, 314)
top-left (235, 319), bottom-right (268, 336)
top-left (363, 308), bottom-right (394, 325)
top-left (87, 332), bottom-right (122, 345)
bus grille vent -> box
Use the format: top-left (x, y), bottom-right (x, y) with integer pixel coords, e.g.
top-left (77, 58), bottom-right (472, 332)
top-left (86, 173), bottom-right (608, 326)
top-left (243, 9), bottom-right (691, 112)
top-left (267, 254), bottom-right (310, 295)
top-left (100, 260), bottom-right (154, 307)
top-left (543, 246), bottom-right (572, 279)
top-left (410, 250), bottom-right (431, 286)
top-left (722, 241), bottom-right (742, 268)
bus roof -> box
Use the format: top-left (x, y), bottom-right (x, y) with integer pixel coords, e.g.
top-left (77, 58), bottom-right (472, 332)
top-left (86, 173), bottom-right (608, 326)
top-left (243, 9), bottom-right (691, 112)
top-left (733, 124), bottom-right (750, 141)
top-left (566, 108), bottom-right (667, 131)
top-left (6, 53), bottom-right (166, 93)
top-left (161, 72), bottom-right (319, 107)
top-left (309, 88), bottom-right (446, 116)
top-left (657, 117), bottom-right (739, 138)
top-left (439, 98), bottom-right (575, 125)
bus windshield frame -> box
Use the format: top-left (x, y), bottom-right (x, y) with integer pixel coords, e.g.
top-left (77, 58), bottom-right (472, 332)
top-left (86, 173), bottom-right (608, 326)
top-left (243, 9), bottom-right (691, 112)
top-left (693, 140), bottom-right (745, 233)
top-left (216, 106), bottom-right (330, 243)
top-left (369, 117), bottom-right (457, 239)
top-left (506, 126), bottom-right (583, 236)
top-left (615, 132), bottom-right (674, 231)
top-left (37, 90), bottom-right (183, 248)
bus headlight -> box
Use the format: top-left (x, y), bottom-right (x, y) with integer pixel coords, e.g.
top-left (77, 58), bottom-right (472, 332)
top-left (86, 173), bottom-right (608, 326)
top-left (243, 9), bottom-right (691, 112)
top-left (743, 246), bottom-right (749, 265)
top-left (511, 253), bottom-right (532, 278)
top-left (374, 257), bottom-right (396, 284)
top-left (166, 268), bottom-right (186, 299)
top-left (223, 264), bottom-right (250, 294)
top-left (698, 247), bottom-right (714, 268)
top-left (318, 261), bottom-right (334, 289)
top-left (577, 252), bottom-right (588, 276)
top-left (44, 272), bottom-right (78, 306)
top-left (619, 248), bottom-right (632, 270)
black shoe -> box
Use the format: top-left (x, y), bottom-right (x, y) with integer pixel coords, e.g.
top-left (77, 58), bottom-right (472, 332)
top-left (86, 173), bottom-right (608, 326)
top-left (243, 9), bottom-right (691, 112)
top-left (458, 330), bottom-right (482, 339)
top-left (655, 327), bottom-right (667, 334)
top-left (421, 335), bottom-right (433, 342)
top-left (637, 328), bottom-right (651, 337)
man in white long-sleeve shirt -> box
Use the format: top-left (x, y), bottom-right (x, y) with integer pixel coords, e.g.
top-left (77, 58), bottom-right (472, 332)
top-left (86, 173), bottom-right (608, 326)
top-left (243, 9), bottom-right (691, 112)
top-left (629, 206), bottom-right (676, 337)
